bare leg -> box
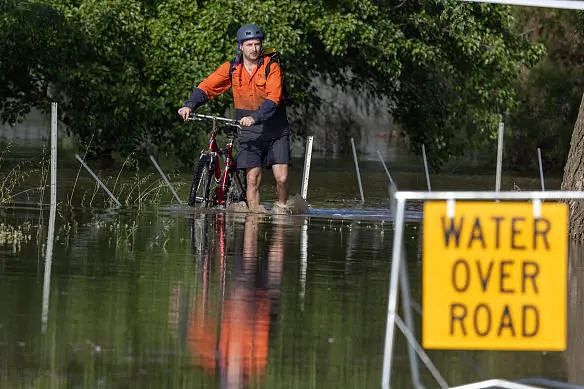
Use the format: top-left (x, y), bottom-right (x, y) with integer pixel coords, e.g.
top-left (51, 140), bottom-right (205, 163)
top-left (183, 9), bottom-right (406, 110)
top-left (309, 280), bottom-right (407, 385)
top-left (246, 167), bottom-right (262, 211)
top-left (272, 164), bottom-right (288, 205)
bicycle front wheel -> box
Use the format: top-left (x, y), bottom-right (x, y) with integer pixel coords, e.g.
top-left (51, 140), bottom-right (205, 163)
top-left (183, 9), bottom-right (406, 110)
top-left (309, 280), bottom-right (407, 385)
top-left (226, 169), bottom-right (247, 208)
top-left (188, 154), bottom-right (213, 207)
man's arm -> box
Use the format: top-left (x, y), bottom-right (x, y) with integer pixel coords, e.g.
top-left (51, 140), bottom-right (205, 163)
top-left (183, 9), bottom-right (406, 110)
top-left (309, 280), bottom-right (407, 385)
top-left (178, 62), bottom-right (232, 120)
top-left (184, 88), bottom-right (209, 111)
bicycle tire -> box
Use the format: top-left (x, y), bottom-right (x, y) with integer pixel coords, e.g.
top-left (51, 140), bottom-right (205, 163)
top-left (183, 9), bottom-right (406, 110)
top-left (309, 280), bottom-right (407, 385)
top-left (188, 154), bottom-right (213, 207)
top-left (225, 169), bottom-right (247, 208)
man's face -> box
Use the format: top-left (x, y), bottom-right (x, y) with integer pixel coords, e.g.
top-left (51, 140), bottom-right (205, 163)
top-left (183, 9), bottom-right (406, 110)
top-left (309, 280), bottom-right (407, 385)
top-left (241, 39), bottom-right (262, 62)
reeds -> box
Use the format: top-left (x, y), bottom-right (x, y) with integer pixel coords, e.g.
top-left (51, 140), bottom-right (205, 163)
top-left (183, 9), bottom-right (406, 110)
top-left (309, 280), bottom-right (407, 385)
top-left (0, 143), bottom-right (38, 206)
top-left (1, 145), bottom-right (186, 255)
top-left (69, 155), bottom-right (185, 209)
top-left (0, 222), bottom-right (32, 254)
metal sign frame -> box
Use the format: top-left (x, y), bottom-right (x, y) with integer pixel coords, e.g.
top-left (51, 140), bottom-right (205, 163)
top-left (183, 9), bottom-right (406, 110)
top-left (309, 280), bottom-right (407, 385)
top-left (382, 190), bottom-right (584, 389)
top-left (463, 0), bottom-right (584, 10)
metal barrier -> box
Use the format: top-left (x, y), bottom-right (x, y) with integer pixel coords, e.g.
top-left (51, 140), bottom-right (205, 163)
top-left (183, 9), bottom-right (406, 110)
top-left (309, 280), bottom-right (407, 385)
top-left (382, 190), bottom-right (584, 388)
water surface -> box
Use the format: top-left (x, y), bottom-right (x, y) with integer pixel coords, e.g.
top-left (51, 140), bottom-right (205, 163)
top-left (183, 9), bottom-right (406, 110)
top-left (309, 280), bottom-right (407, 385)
top-left (1, 142), bottom-right (579, 388)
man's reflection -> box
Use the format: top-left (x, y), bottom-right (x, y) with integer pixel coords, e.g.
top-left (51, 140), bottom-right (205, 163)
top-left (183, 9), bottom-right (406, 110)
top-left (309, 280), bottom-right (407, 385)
top-left (186, 214), bottom-right (284, 387)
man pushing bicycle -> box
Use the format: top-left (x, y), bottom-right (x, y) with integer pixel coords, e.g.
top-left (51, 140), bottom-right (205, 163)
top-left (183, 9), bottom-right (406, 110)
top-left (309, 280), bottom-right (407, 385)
top-left (178, 23), bottom-right (290, 214)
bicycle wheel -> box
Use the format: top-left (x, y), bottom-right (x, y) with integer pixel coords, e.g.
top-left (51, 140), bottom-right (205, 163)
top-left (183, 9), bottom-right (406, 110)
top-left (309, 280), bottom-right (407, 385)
top-left (225, 169), bottom-right (247, 208)
top-left (188, 154), bottom-right (213, 207)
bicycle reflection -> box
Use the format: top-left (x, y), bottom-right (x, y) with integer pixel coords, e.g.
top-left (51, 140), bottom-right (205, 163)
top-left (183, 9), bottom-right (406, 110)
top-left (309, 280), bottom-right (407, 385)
top-left (186, 213), bottom-right (284, 387)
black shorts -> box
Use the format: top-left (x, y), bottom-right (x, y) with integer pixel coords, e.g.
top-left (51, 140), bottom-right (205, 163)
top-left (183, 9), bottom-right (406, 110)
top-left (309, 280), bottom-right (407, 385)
top-left (237, 134), bottom-right (290, 169)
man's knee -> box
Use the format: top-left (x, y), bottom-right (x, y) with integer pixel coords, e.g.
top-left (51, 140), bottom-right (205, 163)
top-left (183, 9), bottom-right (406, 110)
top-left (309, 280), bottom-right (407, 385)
top-left (246, 168), bottom-right (261, 188)
top-left (275, 174), bottom-right (287, 186)
top-left (273, 165), bottom-right (288, 186)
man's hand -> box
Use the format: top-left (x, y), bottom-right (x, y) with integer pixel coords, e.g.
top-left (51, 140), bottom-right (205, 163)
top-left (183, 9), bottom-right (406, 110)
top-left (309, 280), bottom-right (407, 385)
top-left (239, 116), bottom-right (255, 127)
top-left (178, 107), bottom-right (192, 121)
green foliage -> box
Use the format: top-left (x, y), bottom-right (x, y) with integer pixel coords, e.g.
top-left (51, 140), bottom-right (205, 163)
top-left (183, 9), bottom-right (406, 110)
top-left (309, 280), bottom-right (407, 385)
top-left (507, 9), bottom-right (584, 172)
top-left (381, 1), bottom-right (544, 165)
top-left (0, 0), bottom-right (69, 122)
top-left (0, 0), bottom-right (542, 167)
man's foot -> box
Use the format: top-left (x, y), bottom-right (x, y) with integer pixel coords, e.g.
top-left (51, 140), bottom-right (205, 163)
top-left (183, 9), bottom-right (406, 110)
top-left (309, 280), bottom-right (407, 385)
top-left (272, 201), bottom-right (292, 215)
top-left (249, 204), bottom-right (268, 214)
top-left (226, 201), bottom-right (248, 213)
top-left (286, 195), bottom-right (309, 214)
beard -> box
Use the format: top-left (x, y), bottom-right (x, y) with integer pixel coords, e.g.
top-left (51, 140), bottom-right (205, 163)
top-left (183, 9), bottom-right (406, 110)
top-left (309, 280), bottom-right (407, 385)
top-left (242, 50), bottom-right (259, 62)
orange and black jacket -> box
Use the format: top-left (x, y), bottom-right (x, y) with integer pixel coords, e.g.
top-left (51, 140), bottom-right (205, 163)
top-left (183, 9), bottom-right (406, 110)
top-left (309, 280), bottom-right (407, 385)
top-left (184, 54), bottom-right (289, 141)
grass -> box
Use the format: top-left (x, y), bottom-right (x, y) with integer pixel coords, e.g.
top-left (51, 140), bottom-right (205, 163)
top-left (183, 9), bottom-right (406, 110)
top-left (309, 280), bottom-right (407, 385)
top-left (1, 144), bottom-right (188, 255)
top-left (0, 221), bottom-right (33, 254)
top-left (68, 154), bottom-right (186, 209)
top-left (0, 143), bottom-right (42, 206)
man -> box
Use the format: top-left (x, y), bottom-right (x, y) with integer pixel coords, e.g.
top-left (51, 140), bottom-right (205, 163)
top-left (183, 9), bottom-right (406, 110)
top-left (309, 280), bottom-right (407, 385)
top-left (178, 23), bottom-right (290, 214)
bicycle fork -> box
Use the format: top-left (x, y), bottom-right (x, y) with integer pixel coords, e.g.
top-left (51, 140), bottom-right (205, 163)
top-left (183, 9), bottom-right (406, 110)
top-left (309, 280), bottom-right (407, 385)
top-left (215, 136), bottom-right (242, 206)
top-left (211, 151), bottom-right (229, 207)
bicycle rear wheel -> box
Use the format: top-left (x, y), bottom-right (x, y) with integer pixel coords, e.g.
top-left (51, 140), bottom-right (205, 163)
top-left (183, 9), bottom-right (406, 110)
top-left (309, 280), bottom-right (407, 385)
top-left (188, 154), bottom-right (213, 207)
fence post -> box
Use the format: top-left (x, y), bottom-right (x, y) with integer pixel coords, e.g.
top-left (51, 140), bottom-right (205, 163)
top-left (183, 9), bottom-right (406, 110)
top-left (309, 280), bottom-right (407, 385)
top-left (495, 120), bottom-right (504, 192)
top-left (422, 144), bottom-right (432, 191)
top-left (350, 138), bottom-right (364, 204)
top-left (149, 155), bottom-right (183, 205)
top-left (301, 136), bottom-right (314, 200)
top-left (75, 154), bottom-right (122, 207)
top-left (42, 102), bottom-right (58, 332)
top-left (537, 148), bottom-right (545, 191)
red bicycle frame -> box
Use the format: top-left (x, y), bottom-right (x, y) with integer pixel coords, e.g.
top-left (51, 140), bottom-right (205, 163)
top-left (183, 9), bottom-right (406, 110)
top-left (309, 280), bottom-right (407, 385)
top-left (192, 114), bottom-right (244, 207)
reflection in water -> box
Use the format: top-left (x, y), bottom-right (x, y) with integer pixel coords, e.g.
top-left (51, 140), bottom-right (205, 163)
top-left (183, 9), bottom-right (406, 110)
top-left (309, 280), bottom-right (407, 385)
top-left (186, 214), bottom-right (284, 388)
top-left (5, 200), bottom-right (582, 386)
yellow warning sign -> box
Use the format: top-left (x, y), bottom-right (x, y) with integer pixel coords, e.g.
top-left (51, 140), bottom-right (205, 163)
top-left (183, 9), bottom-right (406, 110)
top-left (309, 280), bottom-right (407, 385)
top-left (422, 201), bottom-right (567, 350)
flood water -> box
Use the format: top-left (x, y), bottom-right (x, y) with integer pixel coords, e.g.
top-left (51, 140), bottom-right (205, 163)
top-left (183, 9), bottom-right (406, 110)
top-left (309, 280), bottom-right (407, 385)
top-left (2, 141), bottom-right (584, 388)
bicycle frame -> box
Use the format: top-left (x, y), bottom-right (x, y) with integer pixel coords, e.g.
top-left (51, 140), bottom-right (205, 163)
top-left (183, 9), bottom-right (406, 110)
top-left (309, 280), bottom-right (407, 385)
top-left (187, 114), bottom-right (246, 207)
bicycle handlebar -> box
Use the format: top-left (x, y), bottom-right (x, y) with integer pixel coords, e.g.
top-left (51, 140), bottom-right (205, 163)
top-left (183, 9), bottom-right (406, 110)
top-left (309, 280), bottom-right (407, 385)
top-left (187, 113), bottom-right (242, 129)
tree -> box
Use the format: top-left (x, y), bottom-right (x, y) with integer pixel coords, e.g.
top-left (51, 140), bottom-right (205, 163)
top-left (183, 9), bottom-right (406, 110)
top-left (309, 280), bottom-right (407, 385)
top-left (506, 9), bottom-right (584, 173)
top-left (557, 10), bottom-right (584, 241)
top-left (0, 0), bottom-right (70, 123)
top-left (0, 0), bottom-right (543, 165)
top-left (562, 94), bottom-right (584, 240)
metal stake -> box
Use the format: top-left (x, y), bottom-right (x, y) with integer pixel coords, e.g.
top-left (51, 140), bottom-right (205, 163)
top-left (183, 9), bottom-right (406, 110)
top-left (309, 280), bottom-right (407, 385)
top-left (301, 136), bottom-right (314, 200)
top-left (537, 148), bottom-right (545, 191)
top-left (376, 150), bottom-right (398, 192)
top-left (42, 102), bottom-right (58, 332)
top-left (495, 120), bottom-right (504, 192)
top-left (149, 155), bottom-right (183, 205)
top-left (75, 154), bottom-right (122, 207)
top-left (350, 138), bottom-right (365, 204)
top-left (422, 144), bottom-right (432, 191)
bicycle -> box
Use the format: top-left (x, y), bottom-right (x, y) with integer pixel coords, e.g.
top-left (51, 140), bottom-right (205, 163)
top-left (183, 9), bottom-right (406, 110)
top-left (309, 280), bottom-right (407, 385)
top-left (186, 113), bottom-right (247, 209)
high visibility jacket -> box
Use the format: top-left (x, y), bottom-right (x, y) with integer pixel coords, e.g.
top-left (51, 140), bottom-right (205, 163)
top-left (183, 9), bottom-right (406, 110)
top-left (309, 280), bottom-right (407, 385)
top-left (195, 55), bottom-right (289, 140)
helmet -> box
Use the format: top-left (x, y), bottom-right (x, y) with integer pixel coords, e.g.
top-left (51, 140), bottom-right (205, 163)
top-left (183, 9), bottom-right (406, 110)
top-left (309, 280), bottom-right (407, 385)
top-left (236, 23), bottom-right (264, 43)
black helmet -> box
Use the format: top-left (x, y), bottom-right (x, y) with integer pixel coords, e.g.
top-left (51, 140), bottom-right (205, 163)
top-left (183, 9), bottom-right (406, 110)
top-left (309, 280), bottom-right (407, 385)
top-left (236, 23), bottom-right (264, 43)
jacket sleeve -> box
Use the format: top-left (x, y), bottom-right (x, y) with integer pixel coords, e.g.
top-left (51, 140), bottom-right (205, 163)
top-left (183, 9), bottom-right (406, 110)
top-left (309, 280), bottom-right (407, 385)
top-left (184, 88), bottom-right (209, 110)
top-left (251, 62), bottom-right (283, 123)
top-left (197, 62), bottom-right (232, 100)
